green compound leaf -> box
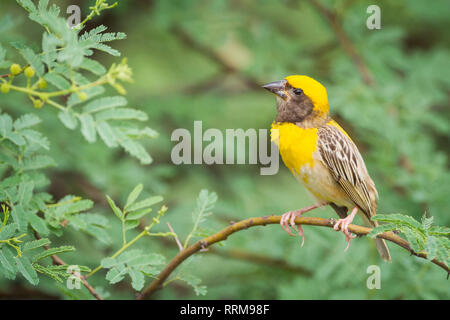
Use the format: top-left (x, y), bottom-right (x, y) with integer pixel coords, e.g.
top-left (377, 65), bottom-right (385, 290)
top-left (106, 195), bottom-right (123, 220)
top-left (83, 96), bottom-right (127, 114)
top-left (371, 214), bottom-right (423, 230)
top-left (124, 184), bottom-right (143, 210)
top-left (21, 129), bottom-right (50, 150)
top-left (15, 256), bottom-right (39, 285)
top-left (13, 114), bottom-right (41, 130)
top-left (95, 108), bottom-right (148, 122)
top-left (32, 245), bottom-right (75, 262)
top-left (126, 196), bottom-right (163, 212)
top-left (128, 268), bottom-right (144, 291)
top-left (80, 58), bottom-right (106, 76)
top-left (22, 238), bottom-right (51, 252)
top-left (44, 72), bottom-right (71, 90)
top-left (79, 113), bottom-right (97, 143)
top-left (126, 208), bottom-right (152, 220)
top-left (58, 110), bottom-right (78, 130)
top-left (96, 121), bottom-right (118, 147)
top-left (105, 264), bottom-right (127, 284)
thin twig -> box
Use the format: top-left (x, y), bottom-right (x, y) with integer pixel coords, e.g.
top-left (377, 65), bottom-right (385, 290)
top-left (137, 215), bottom-right (448, 300)
top-left (166, 222), bottom-right (183, 252)
top-left (308, 0), bottom-right (374, 85)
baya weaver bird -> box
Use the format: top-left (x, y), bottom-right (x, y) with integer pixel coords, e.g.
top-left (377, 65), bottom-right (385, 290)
top-left (263, 75), bottom-right (391, 261)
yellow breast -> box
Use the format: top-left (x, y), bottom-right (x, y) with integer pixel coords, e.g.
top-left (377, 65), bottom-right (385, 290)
top-left (270, 120), bottom-right (355, 207)
top-left (271, 122), bottom-right (318, 175)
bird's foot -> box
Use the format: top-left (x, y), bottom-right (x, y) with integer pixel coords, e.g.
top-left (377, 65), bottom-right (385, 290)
top-left (280, 204), bottom-right (323, 247)
top-left (333, 207), bottom-right (358, 251)
top-left (280, 210), bottom-right (306, 246)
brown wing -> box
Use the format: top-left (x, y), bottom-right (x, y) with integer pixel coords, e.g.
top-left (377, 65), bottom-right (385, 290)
top-left (317, 124), bottom-right (378, 219)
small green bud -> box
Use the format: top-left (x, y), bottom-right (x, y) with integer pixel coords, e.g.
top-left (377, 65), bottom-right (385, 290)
top-left (10, 64), bottom-right (21, 75)
top-left (1, 83), bottom-right (10, 93)
top-left (39, 79), bottom-right (48, 89)
top-left (77, 92), bottom-right (87, 101)
top-left (33, 99), bottom-right (43, 109)
top-left (24, 66), bottom-right (35, 78)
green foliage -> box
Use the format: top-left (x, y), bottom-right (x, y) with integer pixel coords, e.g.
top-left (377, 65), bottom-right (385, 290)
top-left (102, 250), bottom-right (165, 291)
top-left (34, 264), bottom-right (90, 283)
top-left (0, 216), bottom-right (90, 285)
top-left (0, 1), bottom-right (164, 297)
top-left (177, 268), bottom-right (207, 296)
top-left (1, 0), bottom-right (156, 164)
top-left (184, 189), bottom-right (218, 248)
top-left (81, 184), bottom-right (187, 294)
top-left (157, 190), bottom-right (217, 296)
top-left (369, 214), bottom-right (449, 267)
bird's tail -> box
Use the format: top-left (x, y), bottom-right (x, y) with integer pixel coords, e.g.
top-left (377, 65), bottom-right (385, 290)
top-left (374, 238), bottom-right (391, 262)
top-left (366, 218), bottom-right (391, 262)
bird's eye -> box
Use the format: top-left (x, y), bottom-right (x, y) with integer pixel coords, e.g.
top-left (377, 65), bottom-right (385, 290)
top-left (293, 88), bottom-right (303, 95)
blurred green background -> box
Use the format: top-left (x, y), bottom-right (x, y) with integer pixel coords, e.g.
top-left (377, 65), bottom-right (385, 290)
top-left (0, 0), bottom-right (449, 299)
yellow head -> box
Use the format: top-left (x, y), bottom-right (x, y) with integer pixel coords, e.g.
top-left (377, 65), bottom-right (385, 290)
top-left (262, 75), bottom-right (329, 124)
top-left (285, 75), bottom-right (329, 116)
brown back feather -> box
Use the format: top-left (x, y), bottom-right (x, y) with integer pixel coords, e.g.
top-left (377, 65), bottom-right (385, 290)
top-left (318, 124), bottom-right (378, 221)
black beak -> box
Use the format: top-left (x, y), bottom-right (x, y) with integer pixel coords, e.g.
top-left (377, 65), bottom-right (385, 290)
top-left (262, 80), bottom-right (288, 100)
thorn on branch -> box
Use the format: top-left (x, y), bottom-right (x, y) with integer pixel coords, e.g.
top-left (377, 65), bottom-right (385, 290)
top-left (166, 222), bottom-right (183, 252)
top-left (328, 218), bottom-right (337, 226)
top-left (200, 240), bottom-right (208, 252)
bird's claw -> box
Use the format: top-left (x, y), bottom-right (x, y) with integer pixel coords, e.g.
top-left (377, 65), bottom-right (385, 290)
top-left (280, 210), bottom-right (305, 247)
top-left (333, 217), bottom-right (356, 251)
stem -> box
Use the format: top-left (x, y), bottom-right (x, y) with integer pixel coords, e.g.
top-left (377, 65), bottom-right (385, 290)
top-left (46, 197), bottom-right (82, 208)
top-left (7, 76), bottom-right (107, 100)
top-left (87, 206), bottom-right (168, 278)
top-left (75, 0), bottom-right (119, 31)
top-left (87, 228), bottom-right (147, 278)
top-left (45, 99), bottom-right (66, 111)
top-left (122, 218), bottom-right (127, 245)
top-left (183, 199), bottom-right (208, 249)
top-left (167, 222), bottom-right (183, 251)
top-left (0, 205), bottom-right (10, 234)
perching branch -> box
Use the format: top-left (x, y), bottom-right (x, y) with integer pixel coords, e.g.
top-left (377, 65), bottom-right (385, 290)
top-left (308, 0), bottom-right (374, 86)
top-left (137, 215), bottom-right (449, 300)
